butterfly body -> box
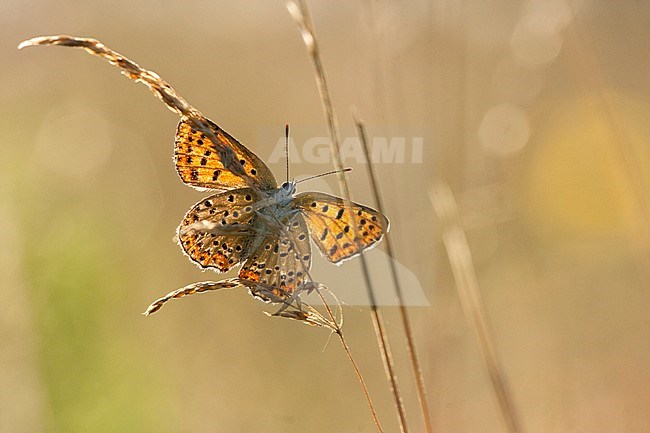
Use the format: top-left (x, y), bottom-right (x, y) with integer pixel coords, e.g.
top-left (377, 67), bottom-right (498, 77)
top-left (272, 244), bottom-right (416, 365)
top-left (252, 181), bottom-right (300, 230)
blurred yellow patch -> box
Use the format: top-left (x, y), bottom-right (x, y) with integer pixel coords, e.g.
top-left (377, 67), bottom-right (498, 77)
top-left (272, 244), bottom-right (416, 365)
top-left (523, 92), bottom-right (649, 240)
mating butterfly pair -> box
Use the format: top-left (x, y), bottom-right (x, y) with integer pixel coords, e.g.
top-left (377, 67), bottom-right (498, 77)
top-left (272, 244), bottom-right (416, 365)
top-left (155, 117), bottom-right (389, 313)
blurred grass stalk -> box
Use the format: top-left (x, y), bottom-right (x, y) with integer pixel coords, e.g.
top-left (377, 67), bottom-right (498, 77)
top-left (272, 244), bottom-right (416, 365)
top-left (430, 182), bottom-right (524, 433)
top-left (287, 1), bottom-right (419, 432)
top-left (354, 113), bottom-right (434, 433)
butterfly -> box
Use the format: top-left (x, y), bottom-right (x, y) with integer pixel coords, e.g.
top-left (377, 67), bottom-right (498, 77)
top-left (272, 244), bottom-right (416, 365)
top-left (143, 117), bottom-right (389, 314)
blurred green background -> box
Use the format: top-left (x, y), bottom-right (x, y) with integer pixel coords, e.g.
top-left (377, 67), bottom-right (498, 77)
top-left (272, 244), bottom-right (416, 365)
top-left (2, 1), bottom-right (649, 432)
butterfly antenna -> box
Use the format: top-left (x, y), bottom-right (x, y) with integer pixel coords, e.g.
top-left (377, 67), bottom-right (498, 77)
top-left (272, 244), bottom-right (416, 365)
top-left (296, 167), bottom-right (352, 184)
top-left (285, 124), bottom-right (290, 183)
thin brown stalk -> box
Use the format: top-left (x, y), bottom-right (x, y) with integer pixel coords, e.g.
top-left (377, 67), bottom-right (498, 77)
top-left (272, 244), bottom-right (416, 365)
top-left (309, 280), bottom-right (385, 433)
top-left (287, 1), bottom-right (409, 432)
top-left (354, 114), bottom-right (434, 433)
top-left (430, 182), bottom-right (524, 433)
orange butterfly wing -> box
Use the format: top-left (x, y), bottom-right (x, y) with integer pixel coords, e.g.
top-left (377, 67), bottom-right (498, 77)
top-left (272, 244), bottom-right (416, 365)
top-left (293, 192), bottom-right (389, 264)
top-left (177, 188), bottom-right (262, 272)
top-left (174, 116), bottom-right (277, 191)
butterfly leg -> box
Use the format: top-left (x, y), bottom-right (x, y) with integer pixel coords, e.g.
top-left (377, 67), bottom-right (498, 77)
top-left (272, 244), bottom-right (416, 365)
top-left (144, 278), bottom-right (241, 316)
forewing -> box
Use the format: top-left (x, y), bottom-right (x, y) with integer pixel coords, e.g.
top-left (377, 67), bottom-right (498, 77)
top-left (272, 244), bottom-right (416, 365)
top-left (178, 188), bottom-right (261, 272)
top-left (293, 192), bottom-right (389, 264)
top-left (174, 117), bottom-right (276, 191)
top-left (238, 214), bottom-right (312, 302)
